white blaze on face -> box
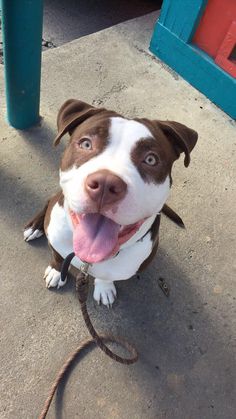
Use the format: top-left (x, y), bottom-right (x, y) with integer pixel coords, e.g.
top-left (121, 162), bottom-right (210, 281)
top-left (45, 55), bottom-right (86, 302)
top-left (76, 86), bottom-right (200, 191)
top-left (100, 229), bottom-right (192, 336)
top-left (60, 117), bottom-right (171, 225)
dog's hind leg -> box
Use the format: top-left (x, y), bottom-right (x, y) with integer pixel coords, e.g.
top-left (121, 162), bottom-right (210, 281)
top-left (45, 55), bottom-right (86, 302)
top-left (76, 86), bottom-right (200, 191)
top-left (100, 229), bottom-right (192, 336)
top-left (23, 201), bottom-right (49, 242)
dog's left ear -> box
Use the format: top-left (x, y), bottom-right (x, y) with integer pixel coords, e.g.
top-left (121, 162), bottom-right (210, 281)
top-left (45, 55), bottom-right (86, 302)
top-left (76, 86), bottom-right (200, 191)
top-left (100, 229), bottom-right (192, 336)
top-left (54, 99), bottom-right (105, 146)
top-left (157, 121), bottom-right (198, 167)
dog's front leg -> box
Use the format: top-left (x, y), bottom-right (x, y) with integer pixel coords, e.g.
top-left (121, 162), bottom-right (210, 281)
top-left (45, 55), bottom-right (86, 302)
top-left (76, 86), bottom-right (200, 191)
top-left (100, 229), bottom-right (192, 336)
top-left (93, 278), bottom-right (117, 307)
top-left (24, 202), bottom-right (49, 241)
top-left (44, 246), bottom-right (66, 289)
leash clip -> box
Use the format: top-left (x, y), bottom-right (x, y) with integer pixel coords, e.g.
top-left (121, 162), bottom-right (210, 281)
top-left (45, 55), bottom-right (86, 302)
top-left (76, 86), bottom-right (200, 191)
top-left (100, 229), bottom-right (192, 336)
top-left (76, 262), bottom-right (91, 303)
top-left (80, 262), bottom-right (90, 278)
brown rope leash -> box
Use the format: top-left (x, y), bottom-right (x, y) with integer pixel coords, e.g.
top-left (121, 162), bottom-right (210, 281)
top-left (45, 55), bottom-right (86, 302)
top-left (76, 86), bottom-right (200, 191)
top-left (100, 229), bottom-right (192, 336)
top-left (38, 268), bottom-right (138, 419)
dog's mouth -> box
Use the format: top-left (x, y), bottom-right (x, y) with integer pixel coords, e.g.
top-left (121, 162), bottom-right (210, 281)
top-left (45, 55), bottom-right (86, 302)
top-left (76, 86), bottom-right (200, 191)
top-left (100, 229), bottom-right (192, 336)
top-left (70, 211), bottom-right (144, 263)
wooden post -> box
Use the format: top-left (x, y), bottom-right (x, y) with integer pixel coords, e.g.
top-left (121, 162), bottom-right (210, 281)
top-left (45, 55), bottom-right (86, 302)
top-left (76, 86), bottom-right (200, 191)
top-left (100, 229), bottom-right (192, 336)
top-left (150, 0), bottom-right (236, 118)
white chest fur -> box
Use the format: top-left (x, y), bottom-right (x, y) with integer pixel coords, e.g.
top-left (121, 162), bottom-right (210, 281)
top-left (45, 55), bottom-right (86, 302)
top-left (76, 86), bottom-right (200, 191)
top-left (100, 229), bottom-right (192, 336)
top-left (46, 202), bottom-right (155, 282)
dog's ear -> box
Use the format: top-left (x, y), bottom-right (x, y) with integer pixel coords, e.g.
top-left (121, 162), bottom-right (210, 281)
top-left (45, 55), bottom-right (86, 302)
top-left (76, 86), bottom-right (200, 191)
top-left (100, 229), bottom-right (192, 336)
top-left (157, 121), bottom-right (198, 167)
top-left (54, 99), bottom-right (104, 146)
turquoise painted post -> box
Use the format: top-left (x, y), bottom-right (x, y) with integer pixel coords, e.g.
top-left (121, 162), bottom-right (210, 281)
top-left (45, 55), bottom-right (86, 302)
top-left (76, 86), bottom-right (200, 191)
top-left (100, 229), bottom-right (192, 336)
top-left (158, 0), bottom-right (207, 43)
top-left (1, 0), bottom-right (43, 129)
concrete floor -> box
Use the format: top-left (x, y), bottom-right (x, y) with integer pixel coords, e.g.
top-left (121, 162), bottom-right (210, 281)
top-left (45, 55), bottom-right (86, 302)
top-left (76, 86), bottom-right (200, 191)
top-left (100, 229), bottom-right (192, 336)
top-left (1, 1), bottom-right (161, 61)
top-left (0, 11), bottom-right (236, 419)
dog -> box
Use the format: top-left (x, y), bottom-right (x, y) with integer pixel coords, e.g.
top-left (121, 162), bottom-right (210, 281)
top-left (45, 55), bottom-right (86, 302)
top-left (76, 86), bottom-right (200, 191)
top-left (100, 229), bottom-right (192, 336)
top-left (24, 99), bottom-right (198, 306)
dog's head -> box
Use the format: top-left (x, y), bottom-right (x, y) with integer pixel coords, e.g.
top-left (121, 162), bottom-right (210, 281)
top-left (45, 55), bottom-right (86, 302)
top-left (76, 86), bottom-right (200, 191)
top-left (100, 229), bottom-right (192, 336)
top-left (55, 99), bottom-right (198, 263)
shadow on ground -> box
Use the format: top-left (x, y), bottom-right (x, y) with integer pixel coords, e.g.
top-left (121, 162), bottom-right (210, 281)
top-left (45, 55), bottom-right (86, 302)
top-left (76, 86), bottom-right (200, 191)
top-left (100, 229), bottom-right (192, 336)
top-left (43, 0), bottom-right (161, 46)
top-left (52, 244), bottom-right (236, 419)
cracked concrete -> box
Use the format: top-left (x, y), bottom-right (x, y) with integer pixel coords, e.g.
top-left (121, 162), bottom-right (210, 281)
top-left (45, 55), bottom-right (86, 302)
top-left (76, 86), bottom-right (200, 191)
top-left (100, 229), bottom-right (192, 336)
top-left (0, 11), bottom-right (236, 419)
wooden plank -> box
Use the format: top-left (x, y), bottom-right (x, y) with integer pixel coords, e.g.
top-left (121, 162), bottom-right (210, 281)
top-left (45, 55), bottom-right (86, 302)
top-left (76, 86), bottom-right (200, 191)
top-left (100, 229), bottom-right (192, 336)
top-left (159, 0), bottom-right (207, 43)
top-left (215, 21), bottom-right (236, 78)
top-left (150, 23), bottom-right (236, 118)
top-left (193, 0), bottom-right (236, 58)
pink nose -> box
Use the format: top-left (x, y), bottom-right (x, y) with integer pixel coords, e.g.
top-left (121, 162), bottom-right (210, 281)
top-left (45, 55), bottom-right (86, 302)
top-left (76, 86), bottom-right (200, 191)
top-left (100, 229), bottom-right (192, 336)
top-left (85, 170), bottom-right (127, 209)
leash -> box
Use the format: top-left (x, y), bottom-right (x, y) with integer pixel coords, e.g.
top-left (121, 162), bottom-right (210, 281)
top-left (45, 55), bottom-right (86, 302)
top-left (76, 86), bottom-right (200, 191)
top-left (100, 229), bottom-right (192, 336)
top-left (38, 254), bottom-right (138, 419)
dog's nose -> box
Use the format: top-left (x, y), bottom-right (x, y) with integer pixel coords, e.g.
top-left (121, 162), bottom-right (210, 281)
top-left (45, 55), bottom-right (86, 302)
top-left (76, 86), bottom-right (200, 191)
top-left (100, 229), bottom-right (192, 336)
top-left (85, 170), bottom-right (127, 208)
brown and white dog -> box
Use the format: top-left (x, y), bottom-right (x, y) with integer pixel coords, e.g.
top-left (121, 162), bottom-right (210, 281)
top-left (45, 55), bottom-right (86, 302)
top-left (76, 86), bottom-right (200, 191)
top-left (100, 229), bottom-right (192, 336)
top-left (24, 99), bottom-right (198, 306)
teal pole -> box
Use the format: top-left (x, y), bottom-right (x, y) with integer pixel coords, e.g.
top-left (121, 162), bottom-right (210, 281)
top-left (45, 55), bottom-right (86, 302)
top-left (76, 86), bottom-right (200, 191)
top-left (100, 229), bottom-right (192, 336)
top-left (1, 0), bottom-right (43, 129)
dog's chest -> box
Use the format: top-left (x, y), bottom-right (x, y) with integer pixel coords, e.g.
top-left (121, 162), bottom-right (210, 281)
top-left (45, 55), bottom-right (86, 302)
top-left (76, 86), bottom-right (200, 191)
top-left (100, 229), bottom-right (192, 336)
top-left (46, 202), bottom-right (154, 281)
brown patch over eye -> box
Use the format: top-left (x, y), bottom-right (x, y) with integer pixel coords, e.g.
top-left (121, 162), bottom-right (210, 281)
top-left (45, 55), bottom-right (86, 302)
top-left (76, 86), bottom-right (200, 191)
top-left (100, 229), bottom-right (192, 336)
top-left (131, 137), bottom-right (171, 184)
top-left (60, 116), bottom-right (110, 171)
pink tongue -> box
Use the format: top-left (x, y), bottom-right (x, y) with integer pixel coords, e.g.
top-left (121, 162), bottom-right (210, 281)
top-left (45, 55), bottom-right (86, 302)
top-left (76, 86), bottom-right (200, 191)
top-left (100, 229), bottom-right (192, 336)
top-left (73, 214), bottom-right (120, 263)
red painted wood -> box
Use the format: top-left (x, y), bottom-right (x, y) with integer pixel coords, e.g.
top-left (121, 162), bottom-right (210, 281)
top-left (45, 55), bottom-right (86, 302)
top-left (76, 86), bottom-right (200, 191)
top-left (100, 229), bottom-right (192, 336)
top-left (215, 21), bottom-right (236, 78)
top-left (193, 0), bottom-right (236, 58)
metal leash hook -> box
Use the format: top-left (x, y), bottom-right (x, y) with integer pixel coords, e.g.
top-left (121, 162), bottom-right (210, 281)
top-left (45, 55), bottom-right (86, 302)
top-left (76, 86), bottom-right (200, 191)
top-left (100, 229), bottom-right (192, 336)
top-left (79, 262), bottom-right (90, 276)
top-left (75, 262), bottom-right (90, 303)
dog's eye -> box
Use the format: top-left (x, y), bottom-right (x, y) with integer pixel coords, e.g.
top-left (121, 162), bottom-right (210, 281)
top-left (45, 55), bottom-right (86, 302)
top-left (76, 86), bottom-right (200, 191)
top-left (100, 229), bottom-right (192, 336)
top-left (144, 153), bottom-right (158, 166)
top-left (79, 138), bottom-right (92, 150)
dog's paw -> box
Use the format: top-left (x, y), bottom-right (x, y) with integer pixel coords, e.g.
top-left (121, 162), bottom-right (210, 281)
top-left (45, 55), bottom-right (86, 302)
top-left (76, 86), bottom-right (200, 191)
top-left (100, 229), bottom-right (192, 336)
top-left (24, 227), bottom-right (44, 242)
top-left (93, 280), bottom-right (117, 307)
top-left (44, 266), bottom-right (67, 289)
